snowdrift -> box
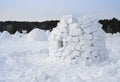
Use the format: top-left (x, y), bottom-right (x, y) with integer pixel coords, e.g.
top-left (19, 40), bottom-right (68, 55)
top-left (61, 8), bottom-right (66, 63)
top-left (0, 31), bottom-right (11, 39)
top-left (27, 28), bottom-right (48, 41)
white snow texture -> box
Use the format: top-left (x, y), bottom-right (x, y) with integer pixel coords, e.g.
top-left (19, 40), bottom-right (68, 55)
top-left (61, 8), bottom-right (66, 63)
top-left (27, 28), bottom-right (48, 41)
top-left (1, 15), bottom-right (120, 82)
top-left (0, 31), bottom-right (11, 39)
top-left (49, 15), bottom-right (108, 65)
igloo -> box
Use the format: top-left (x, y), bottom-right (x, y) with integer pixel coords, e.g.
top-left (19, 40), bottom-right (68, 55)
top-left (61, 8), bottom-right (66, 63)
top-left (49, 15), bottom-right (108, 65)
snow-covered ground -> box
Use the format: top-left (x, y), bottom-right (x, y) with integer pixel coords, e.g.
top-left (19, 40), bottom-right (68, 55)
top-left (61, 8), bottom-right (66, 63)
top-left (0, 30), bottom-right (120, 82)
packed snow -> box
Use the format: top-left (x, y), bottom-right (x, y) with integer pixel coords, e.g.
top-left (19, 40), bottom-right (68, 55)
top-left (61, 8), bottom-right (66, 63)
top-left (49, 15), bottom-right (108, 65)
top-left (0, 17), bottom-right (120, 82)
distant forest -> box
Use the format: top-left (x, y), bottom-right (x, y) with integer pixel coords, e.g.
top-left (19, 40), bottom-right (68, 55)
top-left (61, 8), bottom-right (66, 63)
top-left (99, 18), bottom-right (120, 33)
top-left (0, 18), bottom-right (120, 34)
top-left (0, 20), bottom-right (59, 34)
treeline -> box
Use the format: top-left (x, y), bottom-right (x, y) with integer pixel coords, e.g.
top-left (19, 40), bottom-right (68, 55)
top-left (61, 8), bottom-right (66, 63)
top-left (0, 20), bottom-right (59, 34)
top-left (0, 18), bottom-right (120, 34)
top-left (99, 18), bottom-right (120, 33)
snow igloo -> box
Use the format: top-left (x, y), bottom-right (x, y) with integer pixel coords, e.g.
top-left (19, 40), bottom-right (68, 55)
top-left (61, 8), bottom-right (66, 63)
top-left (49, 15), bottom-right (108, 65)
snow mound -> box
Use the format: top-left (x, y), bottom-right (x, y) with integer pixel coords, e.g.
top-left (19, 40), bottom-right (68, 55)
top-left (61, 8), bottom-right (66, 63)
top-left (13, 31), bottom-right (22, 38)
top-left (0, 31), bottom-right (11, 39)
top-left (27, 28), bottom-right (48, 41)
top-left (49, 15), bottom-right (108, 65)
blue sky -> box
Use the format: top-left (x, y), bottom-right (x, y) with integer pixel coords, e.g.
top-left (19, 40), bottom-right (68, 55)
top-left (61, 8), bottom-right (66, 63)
top-left (0, 0), bottom-right (120, 21)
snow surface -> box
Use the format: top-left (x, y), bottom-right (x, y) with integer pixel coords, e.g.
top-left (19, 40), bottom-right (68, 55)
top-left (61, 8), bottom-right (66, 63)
top-left (0, 30), bottom-right (120, 82)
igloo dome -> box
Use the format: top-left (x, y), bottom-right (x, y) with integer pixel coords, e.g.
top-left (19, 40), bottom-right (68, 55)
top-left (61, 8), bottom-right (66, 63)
top-left (49, 15), bottom-right (108, 65)
top-left (27, 28), bottom-right (47, 41)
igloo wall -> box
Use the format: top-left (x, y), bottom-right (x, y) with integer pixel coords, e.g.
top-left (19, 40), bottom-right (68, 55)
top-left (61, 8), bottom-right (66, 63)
top-left (49, 15), bottom-right (108, 65)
